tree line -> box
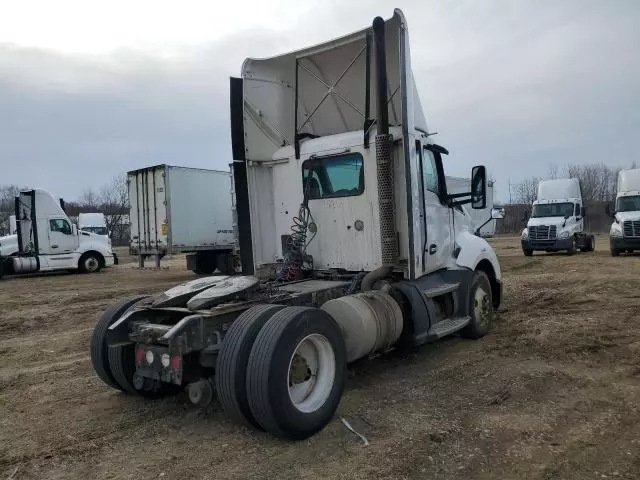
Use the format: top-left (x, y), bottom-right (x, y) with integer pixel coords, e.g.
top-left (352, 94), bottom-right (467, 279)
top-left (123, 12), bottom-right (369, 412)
top-left (0, 175), bottom-right (129, 242)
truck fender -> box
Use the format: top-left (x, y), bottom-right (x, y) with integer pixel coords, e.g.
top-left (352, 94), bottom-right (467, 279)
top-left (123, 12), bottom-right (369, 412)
top-left (454, 230), bottom-right (502, 308)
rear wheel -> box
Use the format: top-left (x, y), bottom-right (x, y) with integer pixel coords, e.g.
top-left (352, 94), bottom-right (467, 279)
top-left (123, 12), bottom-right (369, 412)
top-left (246, 307), bottom-right (347, 440)
top-left (216, 304), bottom-right (286, 428)
top-left (79, 252), bottom-right (102, 273)
top-left (90, 295), bottom-right (149, 391)
top-left (461, 271), bottom-right (494, 340)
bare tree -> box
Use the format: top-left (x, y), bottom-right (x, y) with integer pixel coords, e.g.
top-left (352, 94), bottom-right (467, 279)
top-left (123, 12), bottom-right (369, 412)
top-left (566, 163), bottom-right (617, 203)
top-left (547, 164), bottom-right (559, 180)
top-left (79, 188), bottom-right (100, 211)
top-left (99, 174), bottom-right (129, 242)
top-left (514, 176), bottom-right (539, 205)
top-left (0, 185), bottom-right (24, 235)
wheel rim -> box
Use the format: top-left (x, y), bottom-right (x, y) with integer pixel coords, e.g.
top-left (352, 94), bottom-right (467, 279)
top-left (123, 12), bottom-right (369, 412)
top-left (85, 257), bottom-right (99, 272)
top-left (474, 286), bottom-right (490, 327)
top-left (287, 334), bottom-right (336, 413)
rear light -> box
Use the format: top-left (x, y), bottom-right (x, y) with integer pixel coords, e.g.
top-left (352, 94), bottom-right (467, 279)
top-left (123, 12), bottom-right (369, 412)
top-left (170, 356), bottom-right (181, 369)
top-left (135, 346), bottom-right (145, 363)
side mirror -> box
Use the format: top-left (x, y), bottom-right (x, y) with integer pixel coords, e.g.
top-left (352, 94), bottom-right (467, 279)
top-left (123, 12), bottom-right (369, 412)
top-left (71, 224), bottom-right (78, 236)
top-left (470, 165), bottom-right (487, 210)
top-left (491, 208), bottom-right (505, 219)
top-left (108, 230), bottom-right (112, 238)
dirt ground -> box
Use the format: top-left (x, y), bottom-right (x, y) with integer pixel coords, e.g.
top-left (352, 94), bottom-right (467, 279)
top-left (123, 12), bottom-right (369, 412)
top-left (1, 237), bottom-right (640, 480)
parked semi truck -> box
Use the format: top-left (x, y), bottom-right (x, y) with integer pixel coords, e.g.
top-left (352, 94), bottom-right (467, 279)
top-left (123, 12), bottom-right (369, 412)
top-left (128, 165), bottom-right (235, 273)
top-left (90, 9), bottom-right (503, 440)
top-left (609, 168), bottom-right (640, 256)
top-left (79, 212), bottom-right (108, 236)
top-left (521, 178), bottom-right (595, 256)
top-left (0, 189), bottom-right (115, 278)
top-left (446, 176), bottom-right (496, 237)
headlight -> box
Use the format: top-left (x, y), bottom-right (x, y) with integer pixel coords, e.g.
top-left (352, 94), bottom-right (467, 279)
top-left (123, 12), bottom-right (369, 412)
top-left (559, 231), bottom-right (570, 239)
top-left (521, 229), bottom-right (528, 239)
top-left (610, 223), bottom-right (623, 238)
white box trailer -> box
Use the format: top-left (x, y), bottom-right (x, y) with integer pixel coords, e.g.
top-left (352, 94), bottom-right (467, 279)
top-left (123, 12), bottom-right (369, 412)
top-left (446, 176), bottom-right (496, 237)
top-left (128, 165), bottom-right (235, 273)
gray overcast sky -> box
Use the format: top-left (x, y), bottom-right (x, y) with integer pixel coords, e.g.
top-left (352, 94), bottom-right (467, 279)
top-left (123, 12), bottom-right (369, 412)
top-left (1, 0), bottom-right (638, 202)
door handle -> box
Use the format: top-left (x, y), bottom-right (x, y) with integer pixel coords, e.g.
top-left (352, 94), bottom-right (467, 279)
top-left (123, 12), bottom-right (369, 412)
top-left (429, 244), bottom-right (437, 254)
top-left (51, 244), bottom-right (59, 249)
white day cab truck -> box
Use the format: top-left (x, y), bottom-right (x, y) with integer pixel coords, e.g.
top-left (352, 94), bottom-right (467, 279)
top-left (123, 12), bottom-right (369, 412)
top-left (79, 212), bottom-right (109, 236)
top-left (90, 10), bottom-right (503, 440)
top-left (521, 178), bottom-right (595, 256)
top-left (609, 168), bottom-right (640, 256)
top-left (0, 189), bottom-right (116, 279)
top-left (446, 176), bottom-right (497, 237)
top-left (128, 164), bottom-right (235, 273)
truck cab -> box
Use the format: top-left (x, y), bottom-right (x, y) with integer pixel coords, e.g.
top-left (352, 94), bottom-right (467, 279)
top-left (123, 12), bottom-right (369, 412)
top-left (79, 213), bottom-right (109, 237)
top-left (0, 189), bottom-right (116, 277)
top-left (521, 178), bottom-right (595, 256)
top-left (610, 168), bottom-right (640, 256)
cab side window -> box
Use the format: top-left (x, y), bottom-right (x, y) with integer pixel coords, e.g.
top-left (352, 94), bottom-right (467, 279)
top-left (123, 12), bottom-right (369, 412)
top-left (422, 149), bottom-right (440, 196)
top-left (50, 219), bottom-right (72, 235)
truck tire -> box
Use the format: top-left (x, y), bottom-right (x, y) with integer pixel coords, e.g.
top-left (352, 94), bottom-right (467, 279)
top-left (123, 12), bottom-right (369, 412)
top-left (246, 306), bottom-right (347, 440)
top-left (523, 249), bottom-right (533, 257)
top-left (611, 248), bottom-right (620, 257)
top-left (461, 270), bottom-right (494, 340)
top-left (90, 295), bottom-right (149, 391)
top-left (79, 252), bottom-right (102, 273)
top-left (586, 236), bottom-right (595, 252)
top-left (567, 237), bottom-right (577, 255)
top-left (216, 304), bottom-right (286, 428)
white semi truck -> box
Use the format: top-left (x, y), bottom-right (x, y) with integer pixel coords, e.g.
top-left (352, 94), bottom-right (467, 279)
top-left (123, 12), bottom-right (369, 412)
top-left (79, 212), bottom-right (109, 236)
top-left (521, 178), bottom-right (595, 256)
top-left (609, 168), bottom-right (640, 256)
top-left (446, 176), bottom-right (496, 237)
top-left (90, 9), bottom-right (503, 440)
top-left (128, 164), bottom-right (235, 273)
top-left (0, 189), bottom-right (116, 278)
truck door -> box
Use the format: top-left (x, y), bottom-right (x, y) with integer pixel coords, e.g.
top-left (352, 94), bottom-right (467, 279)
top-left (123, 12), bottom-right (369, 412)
top-left (419, 145), bottom-right (453, 274)
top-left (47, 217), bottom-right (76, 255)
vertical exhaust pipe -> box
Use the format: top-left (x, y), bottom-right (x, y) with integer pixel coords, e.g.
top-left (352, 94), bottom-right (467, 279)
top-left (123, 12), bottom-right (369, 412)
top-left (372, 16), bottom-right (397, 267)
top-left (373, 17), bottom-right (389, 135)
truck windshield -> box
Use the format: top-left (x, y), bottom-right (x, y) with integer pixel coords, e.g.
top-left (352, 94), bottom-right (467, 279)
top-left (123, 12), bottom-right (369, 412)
top-left (83, 226), bottom-right (108, 235)
top-left (531, 203), bottom-right (574, 218)
top-left (301, 153), bottom-right (364, 199)
top-left (616, 195), bottom-right (640, 212)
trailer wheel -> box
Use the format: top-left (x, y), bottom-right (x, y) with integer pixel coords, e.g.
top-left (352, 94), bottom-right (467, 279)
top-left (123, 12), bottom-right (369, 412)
top-left (79, 252), bottom-right (102, 273)
top-left (216, 304), bottom-right (286, 428)
top-left (90, 295), bottom-right (149, 391)
top-left (246, 306), bottom-right (347, 440)
top-left (461, 270), bottom-right (494, 340)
